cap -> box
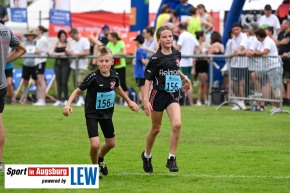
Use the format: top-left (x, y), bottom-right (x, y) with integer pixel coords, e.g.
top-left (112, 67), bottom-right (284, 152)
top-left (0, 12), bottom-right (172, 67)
top-left (102, 24), bottom-right (110, 31)
top-left (264, 4), bottom-right (272, 10)
top-left (133, 34), bottom-right (144, 44)
top-left (24, 30), bottom-right (36, 37)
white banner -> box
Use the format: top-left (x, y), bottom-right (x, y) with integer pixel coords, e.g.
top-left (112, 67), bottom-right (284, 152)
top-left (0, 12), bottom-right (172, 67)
top-left (5, 164), bottom-right (99, 189)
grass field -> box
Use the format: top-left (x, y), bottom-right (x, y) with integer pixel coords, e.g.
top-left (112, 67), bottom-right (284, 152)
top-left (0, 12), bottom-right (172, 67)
top-left (0, 104), bottom-right (290, 193)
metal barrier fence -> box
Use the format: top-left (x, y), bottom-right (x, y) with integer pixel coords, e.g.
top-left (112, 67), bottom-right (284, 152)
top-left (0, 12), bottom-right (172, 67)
top-left (21, 54), bottom-right (223, 105)
top-left (216, 56), bottom-right (290, 115)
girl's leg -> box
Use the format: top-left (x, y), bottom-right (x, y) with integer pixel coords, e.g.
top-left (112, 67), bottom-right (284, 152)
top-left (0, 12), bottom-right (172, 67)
top-left (166, 103), bottom-right (181, 155)
top-left (145, 110), bottom-right (163, 155)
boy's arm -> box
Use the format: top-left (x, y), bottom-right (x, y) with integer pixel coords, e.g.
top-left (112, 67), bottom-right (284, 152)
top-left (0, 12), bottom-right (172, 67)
top-left (115, 86), bottom-right (139, 112)
top-left (63, 88), bottom-right (82, 116)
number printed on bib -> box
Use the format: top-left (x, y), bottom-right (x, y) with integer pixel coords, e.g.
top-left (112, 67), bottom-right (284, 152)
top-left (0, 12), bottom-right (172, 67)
top-left (96, 91), bottom-right (115, 109)
top-left (165, 75), bottom-right (181, 93)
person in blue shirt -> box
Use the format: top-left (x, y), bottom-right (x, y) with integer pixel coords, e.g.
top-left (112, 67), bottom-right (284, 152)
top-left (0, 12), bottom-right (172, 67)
top-left (174, 0), bottom-right (193, 21)
top-left (133, 34), bottom-right (148, 109)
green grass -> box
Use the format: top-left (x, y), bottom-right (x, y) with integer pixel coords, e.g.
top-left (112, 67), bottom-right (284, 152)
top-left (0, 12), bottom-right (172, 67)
top-left (0, 105), bottom-right (290, 192)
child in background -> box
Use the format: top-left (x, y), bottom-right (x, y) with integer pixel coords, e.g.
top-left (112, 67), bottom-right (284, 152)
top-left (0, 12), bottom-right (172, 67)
top-left (133, 34), bottom-right (148, 109)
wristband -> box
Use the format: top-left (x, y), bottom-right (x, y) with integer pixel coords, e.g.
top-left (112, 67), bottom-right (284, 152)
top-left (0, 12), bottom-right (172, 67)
top-left (183, 75), bottom-right (189, 81)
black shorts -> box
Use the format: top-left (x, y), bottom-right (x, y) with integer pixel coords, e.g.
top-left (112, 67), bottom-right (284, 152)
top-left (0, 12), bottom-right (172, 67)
top-left (231, 68), bottom-right (247, 81)
top-left (5, 68), bottom-right (13, 78)
top-left (22, 66), bottom-right (37, 80)
top-left (86, 118), bottom-right (115, 139)
top-left (149, 89), bottom-right (180, 112)
top-left (135, 78), bottom-right (145, 87)
top-left (36, 62), bottom-right (46, 75)
top-left (0, 87), bottom-right (7, 113)
top-left (195, 60), bottom-right (209, 74)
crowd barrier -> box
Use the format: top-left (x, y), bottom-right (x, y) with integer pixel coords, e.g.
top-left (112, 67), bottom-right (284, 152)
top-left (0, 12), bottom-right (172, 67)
top-left (19, 54), bottom-right (224, 105)
top-left (216, 56), bottom-right (290, 115)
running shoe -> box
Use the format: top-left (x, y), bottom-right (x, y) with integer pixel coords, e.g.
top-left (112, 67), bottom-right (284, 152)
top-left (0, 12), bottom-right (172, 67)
top-left (141, 151), bottom-right (153, 173)
top-left (99, 162), bottom-right (108, 176)
top-left (166, 156), bottom-right (179, 172)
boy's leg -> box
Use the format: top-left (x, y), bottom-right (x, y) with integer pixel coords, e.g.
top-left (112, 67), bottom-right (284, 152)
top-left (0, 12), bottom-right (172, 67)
top-left (97, 119), bottom-right (115, 176)
top-left (89, 137), bottom-right (100, 164)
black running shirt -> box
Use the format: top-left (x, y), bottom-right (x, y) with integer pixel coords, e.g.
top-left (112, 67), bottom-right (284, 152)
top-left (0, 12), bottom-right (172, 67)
top-left (145, 49), bottom-right (181, 91)
top-left (79, 69), bottom-right (120, 119)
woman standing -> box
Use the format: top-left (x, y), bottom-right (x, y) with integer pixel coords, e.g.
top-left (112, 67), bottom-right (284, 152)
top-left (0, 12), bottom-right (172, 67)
top-left (49, 30), bottom-right (71, 106)
top-left (142, 26), bottom-right (157, 59)
top-left (106, 32), bottom-right (128, 101)
top-left (33, 26), bottom-right (48, 106)
top-left (194, 31), bottom-right (209, 106)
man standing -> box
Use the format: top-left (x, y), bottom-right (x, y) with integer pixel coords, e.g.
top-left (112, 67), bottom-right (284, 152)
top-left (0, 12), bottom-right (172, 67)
top-left (175, 0), bottom-right (193, 21)
top-left (66, 28), bottom-right (90, 106)
top-left (0, 24), bottom-right (26, 171)
top-left (230, 23), bottom-right (248, 110)
top-left (175, 22), bottom-right (199, 106)
top-left (258, 4), bottom-right (281, 37)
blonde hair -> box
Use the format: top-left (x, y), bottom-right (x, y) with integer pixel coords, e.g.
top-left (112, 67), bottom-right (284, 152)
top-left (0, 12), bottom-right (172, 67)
top-left (97, 46), bottom-right (113, 58)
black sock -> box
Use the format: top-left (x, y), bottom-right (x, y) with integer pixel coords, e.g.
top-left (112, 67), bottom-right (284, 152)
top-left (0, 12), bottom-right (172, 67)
top-left (98, 157), bottom-right (104, 163)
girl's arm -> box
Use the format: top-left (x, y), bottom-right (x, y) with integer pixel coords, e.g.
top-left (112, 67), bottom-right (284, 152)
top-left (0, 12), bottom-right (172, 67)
top-left (143, 80), bottom-right (153, 117)
top-left (63, 88), bottom-right (82, 116)
top-left (178, 70), bottom-right (191, 92)
top-left (115, 86), bottom-right (139, 112)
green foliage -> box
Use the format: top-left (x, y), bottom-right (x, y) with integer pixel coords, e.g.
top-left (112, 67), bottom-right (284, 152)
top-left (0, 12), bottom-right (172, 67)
top-left (0, 105), bottom-right (290, 192)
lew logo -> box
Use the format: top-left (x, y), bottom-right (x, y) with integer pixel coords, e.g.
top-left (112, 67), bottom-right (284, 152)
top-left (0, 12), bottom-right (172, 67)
top-left (176, 59), bottom-right (180, 67)
top-left (110, 81), bottom-right (116, 89)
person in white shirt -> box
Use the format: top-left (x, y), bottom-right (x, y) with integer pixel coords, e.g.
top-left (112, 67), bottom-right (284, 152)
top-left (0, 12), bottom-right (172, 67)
top-left (175, 22), bottom-right (199, 106)
top-left (245, 23), bottom-right (267, 111)
top-left (66, 28), bottom-right (90, 106)
top-left (258, 4), bottom-right (281, 37)
top-left (230, 23), bottom-right (248, 110)
top-left (248, 28), bottom-right (282, 112)
top-left (33, 26), bottom-right (49, 106)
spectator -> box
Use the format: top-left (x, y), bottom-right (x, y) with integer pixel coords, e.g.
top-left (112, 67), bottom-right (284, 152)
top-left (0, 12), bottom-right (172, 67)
top-left (254, 28), bottom-right (283, 113)
top-left (186, 6), bottom-right (213, 39)
top-left (0, 4), bottom-right (9, 25)
top-left (133, 34), bottom-right (147, 108)
top-left (49, 30), bottom-right (71, 106)
top-left (265, 26), bottom-right (275, 40)
top-left (19, 30), bottom-right (38, 105)
top-left (258, 4), bottom-right (281, 37)
top-left (276, 0), bottom-right (290, 24)
top-left (169, 9), bottom-right (179, 26)
top-left (245, 23), bottom-right (267, 111)
top-left (277, 19), bottom-right (290, 105)
top-left (106, 32), bottom-right (129, 102)
top-left (175, 22), bottom-right (199, 106)
top-left (5, 48), bottom-right (14, 104)
top-left (66, 28), bottom-right (90, 106)
top-left (0, 23), bottom-right (26, 172)
top-left (194, 31), bottom-right (209, 106)
top-left (98, 24), bottom-right (110, 46)
top-left (142, 26), bottom-right (157, 59)
top-left (33, 26), bottom-right (49, 106)
top-left (174, 0), bottom-right (193, 21)
top-left (208, 31), bottom-right (226, 90)
top-left (154, 4), bottom-right (171, 38)
top-left (229, 23), bottom-right (248, 110)
top-left (197, 4), bottom-right (214, 41)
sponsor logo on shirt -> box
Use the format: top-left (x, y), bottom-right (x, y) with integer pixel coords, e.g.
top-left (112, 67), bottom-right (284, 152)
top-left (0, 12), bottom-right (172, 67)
top-left (159, 69), bottom-right (178, 76)
top-left (110, 81), bottom-right (116, 89)
top-left (176, 59), bottom-right (180, 67)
